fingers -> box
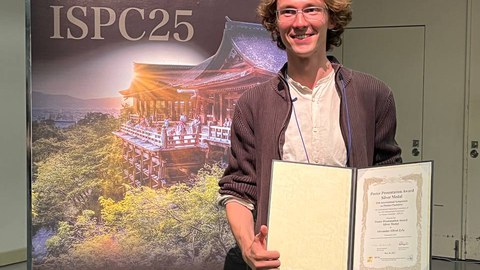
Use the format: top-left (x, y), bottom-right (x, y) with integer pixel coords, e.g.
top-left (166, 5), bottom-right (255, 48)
top-left (247, 225), bottom-right (281, 269)
top-left (250, 248), bottom-right (280, 261)
top-left (248, 249), bottom-right (280, 270)
top-left (252, 258), bottom-right (281, 270)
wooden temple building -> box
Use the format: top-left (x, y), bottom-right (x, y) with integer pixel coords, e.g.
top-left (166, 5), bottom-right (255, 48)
top-left (114, 18), bottom-right (286, 188)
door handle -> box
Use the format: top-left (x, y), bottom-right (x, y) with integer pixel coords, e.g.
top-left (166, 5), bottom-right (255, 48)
top-left (471, 141), bottom-right (478, 159)
top-left (411, 140), bottom-right (420, 157)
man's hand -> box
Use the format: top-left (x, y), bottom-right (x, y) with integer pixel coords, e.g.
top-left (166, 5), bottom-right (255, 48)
top-left (242, 225), bottom-right (281, 270)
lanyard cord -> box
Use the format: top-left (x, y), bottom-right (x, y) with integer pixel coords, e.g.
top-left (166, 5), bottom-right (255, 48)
top-left (291, 97), bottom-right (310, 163)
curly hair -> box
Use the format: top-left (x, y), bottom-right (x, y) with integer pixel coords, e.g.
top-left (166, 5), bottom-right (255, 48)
top-left (257, 0), bottom-right (352, 51)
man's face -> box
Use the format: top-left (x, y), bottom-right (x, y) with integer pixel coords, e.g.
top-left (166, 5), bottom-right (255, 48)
top-left (276, 0), bottom-right (334, 59)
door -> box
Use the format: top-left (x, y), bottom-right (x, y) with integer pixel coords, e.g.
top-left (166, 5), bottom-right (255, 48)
top-left (332, 26), bottom-right (425, 163)
top-left (465, 0), bottom-right (480, 260)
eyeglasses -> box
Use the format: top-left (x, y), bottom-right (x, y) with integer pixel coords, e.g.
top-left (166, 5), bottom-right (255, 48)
top-left (276, 6), bottom-right (328, 22)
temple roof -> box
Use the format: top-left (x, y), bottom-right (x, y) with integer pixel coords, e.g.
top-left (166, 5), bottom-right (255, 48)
top-left (120, 18), bottom-right (287, 100)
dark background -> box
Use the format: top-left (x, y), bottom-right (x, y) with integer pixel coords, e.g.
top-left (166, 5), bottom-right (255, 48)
top-left (31, 0), bottom-right (260, 60)
top-left (30, 0), bottom-right (261, 98)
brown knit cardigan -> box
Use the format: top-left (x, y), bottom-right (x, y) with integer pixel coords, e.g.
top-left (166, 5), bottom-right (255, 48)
top-left (219, 62), bottom-right (402, 233)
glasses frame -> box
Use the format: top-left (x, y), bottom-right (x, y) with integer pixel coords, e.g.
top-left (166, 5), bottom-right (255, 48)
top-left (275, 6), bottom-right (329, 22)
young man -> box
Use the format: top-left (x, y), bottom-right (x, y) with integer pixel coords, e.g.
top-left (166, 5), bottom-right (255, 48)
top-left (219, 0), bottom-right (402, 269)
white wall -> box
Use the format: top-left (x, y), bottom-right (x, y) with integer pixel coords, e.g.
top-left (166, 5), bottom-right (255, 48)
top-left (0, 0), bottom-right (27, 265)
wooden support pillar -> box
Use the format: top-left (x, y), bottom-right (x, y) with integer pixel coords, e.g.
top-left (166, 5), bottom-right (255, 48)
top-left (219, 94), bottom-right (224, 125)
top-left (146, 101), bottom-right (150, 118)
top-left (200, 99), bottom-right (206, 124)
top-left (214, 94), bottom-right (221, 124)
top-left (211, 98), bottom-right (216, 124)
top-left (148, 152), bottom-right (153, 188)
top-left (227, 98), bottom-right (232, 118)
top-left (139, 149), bottom-right (144, 184)
top-left (164, 101), bottom-right (168, 119)
top-left (153, 101), bottom-right (157, 121)
top-left (143, 101), bottom-right (148, 117)
top-left (160, 159), bottom-right (167, 187)
top-left (177, 101), bottom-right (182, 120)
top-left (193, 97), bottom-right (200, 118)
top-left (171, 101), bottom-right (176, 120)
top-left (185, 101), bottom-right (190, 119)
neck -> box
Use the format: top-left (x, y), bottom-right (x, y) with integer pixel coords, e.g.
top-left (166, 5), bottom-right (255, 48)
top-left (286, 55), bottom-right (333, 89)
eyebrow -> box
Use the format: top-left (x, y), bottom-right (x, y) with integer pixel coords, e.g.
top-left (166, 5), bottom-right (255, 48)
top-left (277, 2), bottom-right (324, 9)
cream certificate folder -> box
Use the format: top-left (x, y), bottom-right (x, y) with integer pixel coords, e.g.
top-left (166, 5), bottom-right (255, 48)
top-left (267, 160), bottom-right (432, 270)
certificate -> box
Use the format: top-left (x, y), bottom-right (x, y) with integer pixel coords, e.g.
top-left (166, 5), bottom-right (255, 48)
top-left (267, 160), bottom-right (355, 270)
top-left (353, 162), bottom-right (432, 270)
top-left (267, 160), bottom-right (432, 270)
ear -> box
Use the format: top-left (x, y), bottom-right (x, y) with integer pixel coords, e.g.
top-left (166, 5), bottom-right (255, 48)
top-left (328, 21), bottom-right (336, 30)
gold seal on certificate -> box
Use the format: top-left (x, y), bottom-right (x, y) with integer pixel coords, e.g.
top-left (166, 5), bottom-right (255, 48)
top-left (267, 160), bottom-right (432, 270)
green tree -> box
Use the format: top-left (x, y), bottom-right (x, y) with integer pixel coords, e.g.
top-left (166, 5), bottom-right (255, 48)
top-left (40, 164), bottom-right (234, 270)
top-left (31, 120), bottom-right (66, 177)
top-left (31, 119), bottom-right (64, 143)
top-left (32, 113), bottom-right (125, 229)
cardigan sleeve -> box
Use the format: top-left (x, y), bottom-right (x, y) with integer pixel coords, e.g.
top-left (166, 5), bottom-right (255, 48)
top-left (218, 96), bottom-right (257, 206)
top-left (374, 90), bottom-right (403, 165)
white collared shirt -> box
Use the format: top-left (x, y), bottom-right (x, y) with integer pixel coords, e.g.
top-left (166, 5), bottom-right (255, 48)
top-left (282, 70), bottom-right (347, 166)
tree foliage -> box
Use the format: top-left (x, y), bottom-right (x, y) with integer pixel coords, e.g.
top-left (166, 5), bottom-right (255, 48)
top-left (38, 164), bottom-right (234, 270)
top-left (31, 120), bottom-right (65, 176)
top-left (32, 119), bottom-right (65, 143)
top-left (32, 113), bottom-right (125, 230)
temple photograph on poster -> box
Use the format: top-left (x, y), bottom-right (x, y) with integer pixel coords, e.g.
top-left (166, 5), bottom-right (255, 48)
top-left (267, 160), bottom-right (432, 270)
top-left (29, 0), bottom-right (286, 269)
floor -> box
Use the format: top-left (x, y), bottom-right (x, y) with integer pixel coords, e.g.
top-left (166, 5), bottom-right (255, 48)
top-left (3, 258), bottom-right (480, 270)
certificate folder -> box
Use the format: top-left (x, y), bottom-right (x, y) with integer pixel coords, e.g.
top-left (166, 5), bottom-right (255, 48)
top-left (267, 160), bottom-right (432, 270)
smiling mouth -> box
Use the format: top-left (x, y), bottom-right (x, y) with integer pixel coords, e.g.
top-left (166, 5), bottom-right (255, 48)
top-left (292, 33), bottom-right (314, 40)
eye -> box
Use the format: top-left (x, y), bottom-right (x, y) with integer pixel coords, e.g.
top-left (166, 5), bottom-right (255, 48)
top-left (279, 8), bottom-right (297, 17)
top-left (303, 7), bottom-right (321, 14)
